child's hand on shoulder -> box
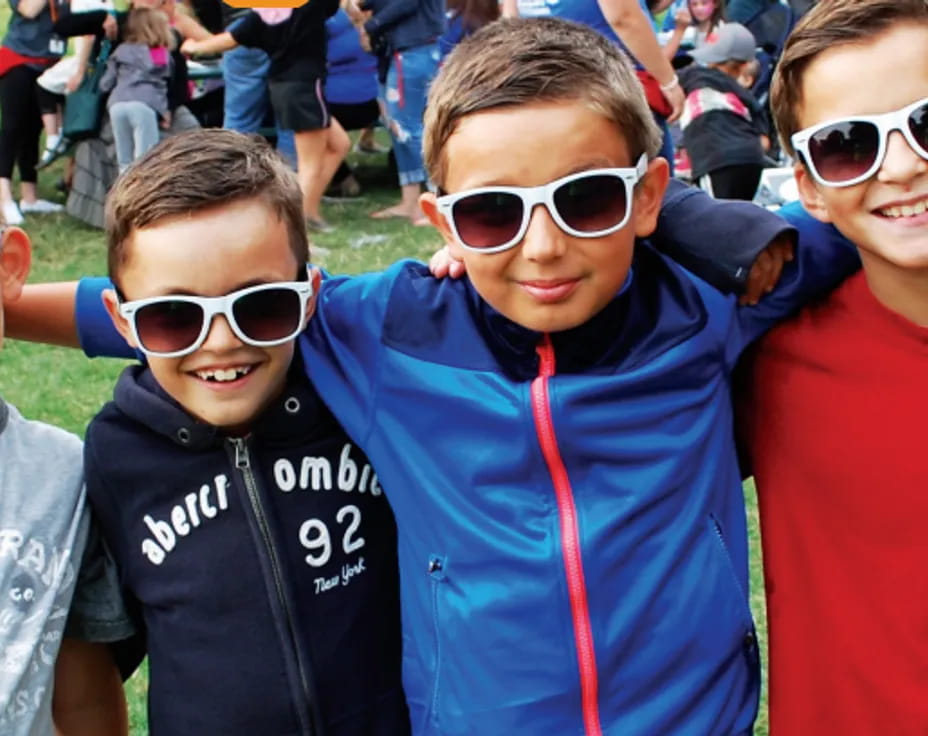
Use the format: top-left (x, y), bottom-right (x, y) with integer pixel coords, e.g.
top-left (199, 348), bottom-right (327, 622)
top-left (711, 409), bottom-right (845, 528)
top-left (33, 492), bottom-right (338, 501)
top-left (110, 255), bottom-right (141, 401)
top-left (740, 233), bottom-right (794, 306)
top-left (429, 244), bottom-right (466, 280)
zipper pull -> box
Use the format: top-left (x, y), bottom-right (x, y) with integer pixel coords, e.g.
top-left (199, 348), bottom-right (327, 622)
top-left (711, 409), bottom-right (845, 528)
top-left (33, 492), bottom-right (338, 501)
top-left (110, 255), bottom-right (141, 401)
top-left (231, 438), bottom-right (250, 470)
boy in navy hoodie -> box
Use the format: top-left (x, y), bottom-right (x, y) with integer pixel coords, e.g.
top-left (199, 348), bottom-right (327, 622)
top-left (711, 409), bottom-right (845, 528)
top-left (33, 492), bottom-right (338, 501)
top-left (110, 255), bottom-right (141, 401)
top-left (10, 19), bottom-right (854, 734)
top-left (80, 136), bottom-right (409, 735)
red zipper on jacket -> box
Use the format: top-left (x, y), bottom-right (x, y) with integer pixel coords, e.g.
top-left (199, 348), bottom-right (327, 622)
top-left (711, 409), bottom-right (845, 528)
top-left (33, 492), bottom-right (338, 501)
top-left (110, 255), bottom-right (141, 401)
top-left (531, 334), bottom-right (602, 736)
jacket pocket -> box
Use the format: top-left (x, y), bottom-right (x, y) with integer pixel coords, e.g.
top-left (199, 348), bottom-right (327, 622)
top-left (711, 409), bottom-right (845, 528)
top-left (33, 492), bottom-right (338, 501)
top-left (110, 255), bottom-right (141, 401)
top-left (708, 515), bottom-right (759, 663)
top-left (422, 553), bottom-right (447, 733)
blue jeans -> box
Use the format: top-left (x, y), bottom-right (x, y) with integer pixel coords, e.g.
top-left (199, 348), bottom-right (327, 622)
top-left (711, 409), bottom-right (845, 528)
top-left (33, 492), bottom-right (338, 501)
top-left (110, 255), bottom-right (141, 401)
top-left (382, 42), bottom-right (440, 186)
top-left (222, 45), bottom-right (296, 167)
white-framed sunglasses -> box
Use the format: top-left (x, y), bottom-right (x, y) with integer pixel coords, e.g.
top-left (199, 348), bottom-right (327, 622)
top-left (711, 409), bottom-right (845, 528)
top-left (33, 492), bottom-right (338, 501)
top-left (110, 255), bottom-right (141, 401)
top-left (435, 154), bottom-right (649, 253)
top-left (118, 281), bottom-right (314, 358)
top-left (791, 96), bottom-right (928, 188)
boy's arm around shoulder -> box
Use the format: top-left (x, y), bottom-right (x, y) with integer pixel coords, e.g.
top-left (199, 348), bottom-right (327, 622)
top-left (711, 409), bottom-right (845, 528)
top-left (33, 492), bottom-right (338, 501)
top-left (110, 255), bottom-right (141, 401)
top-left (648, 179), bottom-right (797, 296)
top-left (721, 200), bottom-right (861, 367)
top-left (6, 277), bottom-right (136, 358)
top-left (303, 262), bottom-right (418, 446)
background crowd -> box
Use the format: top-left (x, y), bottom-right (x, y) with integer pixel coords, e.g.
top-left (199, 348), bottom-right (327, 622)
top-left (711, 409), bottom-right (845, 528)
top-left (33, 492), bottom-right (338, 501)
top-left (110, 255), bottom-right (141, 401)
top-left (0, 0), bottom-right (815, 231)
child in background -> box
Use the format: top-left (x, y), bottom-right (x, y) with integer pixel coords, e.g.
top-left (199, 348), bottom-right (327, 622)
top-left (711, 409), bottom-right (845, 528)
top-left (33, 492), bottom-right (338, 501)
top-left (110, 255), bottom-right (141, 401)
top-left (741, 0), bottom-right (928, 732)
top-left (679, 22), bottom-right (767, 199)
top-left (99, 7), bottom-right (173, 173)
top-left (0, 221), bottom-right (131, 736)
top-left (660, 0), bottom-right (726, 57)
top-left (181, 1), bottom-right (350, 232)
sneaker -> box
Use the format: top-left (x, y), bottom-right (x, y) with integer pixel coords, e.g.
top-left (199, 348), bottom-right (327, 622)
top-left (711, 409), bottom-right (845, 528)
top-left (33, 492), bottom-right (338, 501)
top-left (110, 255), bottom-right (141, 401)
top-left (20, 198), bottom-right (64, 215)
top-left (1, 199), bottom-right (23, 226)
top-left (354, 140), bottom-right (390, 155)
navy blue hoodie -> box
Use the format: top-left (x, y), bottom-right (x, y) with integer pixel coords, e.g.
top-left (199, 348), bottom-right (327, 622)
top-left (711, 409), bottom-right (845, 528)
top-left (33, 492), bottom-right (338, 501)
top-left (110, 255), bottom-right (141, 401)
top-left (84, 360), bottom-right (409, 736)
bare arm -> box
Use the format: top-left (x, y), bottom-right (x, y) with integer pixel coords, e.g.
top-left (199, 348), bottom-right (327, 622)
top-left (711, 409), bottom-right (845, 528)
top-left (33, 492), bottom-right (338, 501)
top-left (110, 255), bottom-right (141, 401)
top-left (53, 639), bottom-right (128, 736)
top-left (4, 282), bottom-right (81, 348)
top-left (173, 8), bottom-right (211, 42)
top-left (180, 31), bottom-right (238, 56)
top-left (17, 0), bottom-right (48, 20)
top-left (501, 0), bottom-right (518, 18)
top-left (596, 0), bottom-right (684, 121)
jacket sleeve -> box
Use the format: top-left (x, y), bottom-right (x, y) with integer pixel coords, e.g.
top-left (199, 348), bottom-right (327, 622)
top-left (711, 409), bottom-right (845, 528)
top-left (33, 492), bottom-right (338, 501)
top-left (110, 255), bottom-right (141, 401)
top-left (302, 265), bottom-right (405, 448)
top-left (98, 54), bottom-right (117, 93)
top-left (363, 0), bottom-right (418, 37)
top-left (75, 277), bottom-right (138, 359)
top-left (722, 204), bottom-right (861, 367)
top-left (646, 179), bottom-right (796, 293)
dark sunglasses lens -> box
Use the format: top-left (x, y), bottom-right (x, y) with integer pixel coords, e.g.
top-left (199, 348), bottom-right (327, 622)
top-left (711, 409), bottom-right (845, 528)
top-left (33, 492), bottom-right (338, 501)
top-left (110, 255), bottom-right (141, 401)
top-left (232, 288), bottom-right (303, 343)
top-left (554, 174), bottom-right (628, 233)
top-left (907, 100), bottom-right (928, 153)
top-left (451, 192), bottom-right (523, 248)
top-left (134, 300), bottom-right (204, 354)
top-left (808, 120), bottom-right (879, 183)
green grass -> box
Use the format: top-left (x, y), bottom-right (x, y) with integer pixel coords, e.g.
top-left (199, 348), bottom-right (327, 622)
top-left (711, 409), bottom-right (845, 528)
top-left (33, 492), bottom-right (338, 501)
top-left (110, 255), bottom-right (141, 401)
top-left (0, 147), bottom-right (770, 735)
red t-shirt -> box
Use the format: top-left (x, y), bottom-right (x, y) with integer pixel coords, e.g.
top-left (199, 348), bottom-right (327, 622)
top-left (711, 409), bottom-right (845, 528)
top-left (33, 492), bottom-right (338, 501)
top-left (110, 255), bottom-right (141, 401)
top-left (742, 271), bottom-right (928, 734)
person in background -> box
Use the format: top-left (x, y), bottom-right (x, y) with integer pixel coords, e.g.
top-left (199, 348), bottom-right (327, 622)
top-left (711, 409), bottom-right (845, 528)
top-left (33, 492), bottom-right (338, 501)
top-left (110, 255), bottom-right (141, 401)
top-left (679, 22), bottom-right (767, 199)
top-left (351, 0), bottom-right (444, 225)
top-left (439, 0), bottom-right (500, 57)
top-left (99, 6), bottom-right (174, 173)
top-left (0, 0), bottom-right (66, 225)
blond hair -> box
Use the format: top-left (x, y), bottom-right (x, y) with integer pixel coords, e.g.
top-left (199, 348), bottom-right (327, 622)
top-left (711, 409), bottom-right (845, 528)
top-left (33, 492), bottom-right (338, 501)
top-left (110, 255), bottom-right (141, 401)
top-left (125, 6), bottom-right (175, 49)
top-left (423, 17), bottom-right (662, 189)
top-left (771, 0), bottom-right (928, 156)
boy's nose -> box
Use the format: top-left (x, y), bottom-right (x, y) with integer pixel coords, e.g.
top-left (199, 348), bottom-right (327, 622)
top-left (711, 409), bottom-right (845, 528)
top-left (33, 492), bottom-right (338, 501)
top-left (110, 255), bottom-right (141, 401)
top-left (877, 130), bottom-right (928, 184)
top-left (519, 204), bottom-right (568, 262)
top-left (199, 314), bottom-right (243, 352)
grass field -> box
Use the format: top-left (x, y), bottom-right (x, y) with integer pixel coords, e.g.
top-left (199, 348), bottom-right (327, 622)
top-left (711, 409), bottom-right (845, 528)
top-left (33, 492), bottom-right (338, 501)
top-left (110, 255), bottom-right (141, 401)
top-left (0, 100), bottom-right (770, 736)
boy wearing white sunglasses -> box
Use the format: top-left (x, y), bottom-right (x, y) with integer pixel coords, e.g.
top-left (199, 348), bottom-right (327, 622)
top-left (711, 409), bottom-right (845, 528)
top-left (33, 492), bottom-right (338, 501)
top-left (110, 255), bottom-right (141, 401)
top-left (79, 135), bottom-right (410, 735)
top-left (11, 20), bottom-right (856, 736)
top-left (739, 0), bottom-right (928, 732)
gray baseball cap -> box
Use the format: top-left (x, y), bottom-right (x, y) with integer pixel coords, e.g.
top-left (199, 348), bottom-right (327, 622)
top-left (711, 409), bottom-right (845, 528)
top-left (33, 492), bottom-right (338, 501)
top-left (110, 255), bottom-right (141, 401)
top-left (690, 23), bottom-right (757, 64)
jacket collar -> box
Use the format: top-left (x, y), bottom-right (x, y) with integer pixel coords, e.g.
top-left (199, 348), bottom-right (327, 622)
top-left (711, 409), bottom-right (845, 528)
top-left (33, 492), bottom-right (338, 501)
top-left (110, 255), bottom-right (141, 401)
top-left (464, 245), bottom-right (708, 382)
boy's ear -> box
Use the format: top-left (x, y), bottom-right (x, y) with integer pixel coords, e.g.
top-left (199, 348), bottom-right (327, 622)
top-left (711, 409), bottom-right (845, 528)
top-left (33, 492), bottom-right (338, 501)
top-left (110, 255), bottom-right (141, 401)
top-left (632, 157), bottom-right (670, 238)
top-left (0, 227), bottom-right (32, 303)
top-left (420, 191), bottom-right (465, 259)
top-left (101, 288), bottom-right (139, 348)
top-left (306, 266), bottom-right (322, 322)
top-left (793, 162), bottom-right (833, 224)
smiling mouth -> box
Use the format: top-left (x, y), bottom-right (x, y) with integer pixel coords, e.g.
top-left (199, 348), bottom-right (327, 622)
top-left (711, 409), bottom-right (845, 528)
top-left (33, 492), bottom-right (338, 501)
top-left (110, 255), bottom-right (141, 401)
top-left (193, 366), bottom-right (255, 383)
top-left (877, 196), bottom-right (928, 218)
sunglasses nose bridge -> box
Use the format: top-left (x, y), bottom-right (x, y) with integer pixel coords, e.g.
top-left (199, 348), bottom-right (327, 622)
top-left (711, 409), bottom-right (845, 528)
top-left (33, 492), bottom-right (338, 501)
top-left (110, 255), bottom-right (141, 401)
top-left (519, 195), bottom-right (569, 261)
top-left (877, 127), bottom-right (928, 183)
top-left (198, 305), bottom-right (243, 351)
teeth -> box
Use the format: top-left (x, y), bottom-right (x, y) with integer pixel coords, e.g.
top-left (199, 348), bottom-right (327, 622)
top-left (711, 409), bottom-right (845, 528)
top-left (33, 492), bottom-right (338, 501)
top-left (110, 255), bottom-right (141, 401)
top-left (880, 198), bottom-right (928, 218)
top-left (195, 366), bottom-right (252, 382)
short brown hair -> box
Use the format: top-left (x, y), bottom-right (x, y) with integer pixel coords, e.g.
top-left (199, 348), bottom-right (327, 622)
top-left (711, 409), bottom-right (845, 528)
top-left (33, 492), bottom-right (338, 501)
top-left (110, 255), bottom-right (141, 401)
top-left (105, 129), bottom-right (308, 285)
top-left (772, 0), bottom-right (928, 156)
top-left (125, 7), bottom-right (175, 49)
top-left (423, 17), bottom-right (662, 189)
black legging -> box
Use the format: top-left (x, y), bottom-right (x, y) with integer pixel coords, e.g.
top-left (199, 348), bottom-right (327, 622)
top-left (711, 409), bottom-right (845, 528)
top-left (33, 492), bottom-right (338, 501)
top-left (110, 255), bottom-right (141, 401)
top-left (0, 63), bottom-right (44, 183)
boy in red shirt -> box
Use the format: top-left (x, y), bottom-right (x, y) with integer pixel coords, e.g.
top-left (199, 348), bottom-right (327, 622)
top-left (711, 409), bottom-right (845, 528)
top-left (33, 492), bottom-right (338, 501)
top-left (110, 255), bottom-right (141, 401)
top-left (740, 0), bottom-right (928, 732)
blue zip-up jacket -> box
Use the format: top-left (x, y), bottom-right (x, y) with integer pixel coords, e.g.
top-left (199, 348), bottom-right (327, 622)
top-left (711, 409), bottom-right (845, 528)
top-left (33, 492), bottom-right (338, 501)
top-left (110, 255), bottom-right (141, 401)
top-left (74, 191), bottom-right (855, 734)
top-left (83, 361), bottom-right (409, 736)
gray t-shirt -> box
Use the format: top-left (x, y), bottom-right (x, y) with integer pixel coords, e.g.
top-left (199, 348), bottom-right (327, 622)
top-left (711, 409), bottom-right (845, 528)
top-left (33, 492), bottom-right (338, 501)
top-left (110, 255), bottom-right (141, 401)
top-left (0, 399), bottom-right (133, 735)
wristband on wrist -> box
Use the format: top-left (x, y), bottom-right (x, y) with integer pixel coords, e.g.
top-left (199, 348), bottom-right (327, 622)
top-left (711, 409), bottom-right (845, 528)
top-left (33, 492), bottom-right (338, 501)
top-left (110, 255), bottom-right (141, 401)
top-left (659, 74), bottom-right (680, 93)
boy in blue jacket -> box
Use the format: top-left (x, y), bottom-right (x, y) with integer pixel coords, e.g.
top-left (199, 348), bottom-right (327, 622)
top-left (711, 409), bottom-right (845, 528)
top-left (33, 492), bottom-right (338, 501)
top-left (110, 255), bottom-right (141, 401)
top-left (12, 18), bottom-right (855, 735)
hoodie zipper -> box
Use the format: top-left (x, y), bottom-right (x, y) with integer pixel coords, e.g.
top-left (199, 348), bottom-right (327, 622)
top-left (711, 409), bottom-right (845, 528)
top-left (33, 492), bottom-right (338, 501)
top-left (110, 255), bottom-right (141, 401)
top-left (530, 335), bottom-right (602, 736)
top-left (230, 437), bottom-right (317, 736)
